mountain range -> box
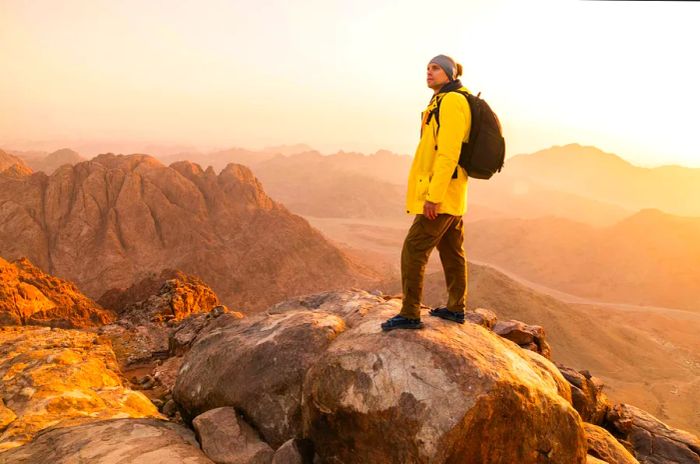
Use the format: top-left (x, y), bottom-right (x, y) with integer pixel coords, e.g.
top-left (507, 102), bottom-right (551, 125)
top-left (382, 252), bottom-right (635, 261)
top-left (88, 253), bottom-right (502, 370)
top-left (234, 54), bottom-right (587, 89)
top-left (0, 153), bottom-right (379, 311)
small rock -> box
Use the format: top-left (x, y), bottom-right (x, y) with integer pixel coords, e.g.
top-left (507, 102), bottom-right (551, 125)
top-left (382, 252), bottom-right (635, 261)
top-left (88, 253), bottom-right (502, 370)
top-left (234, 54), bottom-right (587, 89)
top-left (464, 307), bottom-right (498, 329)
top-left (141, 378), bottom-right (156, 390)
top-left (558, 365), bottom-right (609, 424)
top-left (162, 399), bottom-right (178, 417)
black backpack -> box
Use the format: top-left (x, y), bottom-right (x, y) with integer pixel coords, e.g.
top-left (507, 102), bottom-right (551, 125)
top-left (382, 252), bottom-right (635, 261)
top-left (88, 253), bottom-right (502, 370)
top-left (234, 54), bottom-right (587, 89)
top-left (430, 90), bottom-right (505, 180)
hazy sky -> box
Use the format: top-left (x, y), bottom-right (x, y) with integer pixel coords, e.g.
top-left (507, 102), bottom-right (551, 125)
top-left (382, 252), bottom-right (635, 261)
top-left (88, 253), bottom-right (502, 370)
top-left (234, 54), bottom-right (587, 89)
top-left (2, 0), bottom-right (699, 166)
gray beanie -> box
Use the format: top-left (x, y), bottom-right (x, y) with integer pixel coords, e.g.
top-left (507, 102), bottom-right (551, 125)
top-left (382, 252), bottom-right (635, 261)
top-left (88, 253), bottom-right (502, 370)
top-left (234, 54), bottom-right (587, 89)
top-left (429, 54), bottom-right (458, 81)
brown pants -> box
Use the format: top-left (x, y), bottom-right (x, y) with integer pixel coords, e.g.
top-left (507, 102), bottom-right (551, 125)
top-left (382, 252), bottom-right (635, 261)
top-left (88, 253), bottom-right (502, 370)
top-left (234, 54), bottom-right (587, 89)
top-left (399, 214), bottom-right (467, 320)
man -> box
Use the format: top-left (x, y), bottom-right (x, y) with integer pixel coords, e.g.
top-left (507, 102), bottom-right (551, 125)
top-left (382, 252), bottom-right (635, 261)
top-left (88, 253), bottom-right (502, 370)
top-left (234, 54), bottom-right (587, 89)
top-left (381, 54), bottom-right (471, 331)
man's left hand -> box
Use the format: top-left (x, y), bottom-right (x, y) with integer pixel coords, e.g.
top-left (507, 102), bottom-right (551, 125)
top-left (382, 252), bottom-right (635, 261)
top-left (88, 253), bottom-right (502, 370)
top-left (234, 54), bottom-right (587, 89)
top-left (423, 201), bottom-right (439, 220)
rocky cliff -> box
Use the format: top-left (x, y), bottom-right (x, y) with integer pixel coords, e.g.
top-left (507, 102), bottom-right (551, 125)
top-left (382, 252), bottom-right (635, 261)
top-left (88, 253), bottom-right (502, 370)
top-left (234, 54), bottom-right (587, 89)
top-left (0, 256), bottom-right (114, 328)
top-left (0, 153), bottom-right (379, 311)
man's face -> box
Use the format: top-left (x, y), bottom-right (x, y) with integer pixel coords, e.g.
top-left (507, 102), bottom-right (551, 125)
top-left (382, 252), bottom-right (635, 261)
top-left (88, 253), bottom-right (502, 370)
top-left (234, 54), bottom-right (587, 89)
top-left (426, 63), bottom-right (451, 90)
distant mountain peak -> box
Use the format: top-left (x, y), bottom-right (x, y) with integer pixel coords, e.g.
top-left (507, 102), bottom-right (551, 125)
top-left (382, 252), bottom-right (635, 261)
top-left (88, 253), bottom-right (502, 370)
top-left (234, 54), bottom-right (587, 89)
top-left (262, 143), bottom-right (314, 156)
top-left (529, 144), bottom-right (631, 166)
top-left (91, 153), bottom-right (164, 171)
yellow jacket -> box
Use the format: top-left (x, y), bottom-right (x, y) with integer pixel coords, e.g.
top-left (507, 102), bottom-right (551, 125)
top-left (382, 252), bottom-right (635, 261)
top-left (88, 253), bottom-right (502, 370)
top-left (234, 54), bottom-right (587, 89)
top-left (406, 85), bottom-right (471, 216)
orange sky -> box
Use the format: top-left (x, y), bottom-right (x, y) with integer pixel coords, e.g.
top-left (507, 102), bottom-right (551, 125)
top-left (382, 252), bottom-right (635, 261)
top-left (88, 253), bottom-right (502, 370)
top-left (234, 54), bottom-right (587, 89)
top-left (1, 0), bottom-right (699, 167)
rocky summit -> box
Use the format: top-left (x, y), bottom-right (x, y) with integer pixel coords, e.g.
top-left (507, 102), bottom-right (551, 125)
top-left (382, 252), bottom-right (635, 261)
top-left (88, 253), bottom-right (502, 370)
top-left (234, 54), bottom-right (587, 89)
top-left (0, 286), bottom-right (699, 463)
top-left (173, 290), bottom-right (588, 463)
top-left (0, 153), bottom-right (379, 312)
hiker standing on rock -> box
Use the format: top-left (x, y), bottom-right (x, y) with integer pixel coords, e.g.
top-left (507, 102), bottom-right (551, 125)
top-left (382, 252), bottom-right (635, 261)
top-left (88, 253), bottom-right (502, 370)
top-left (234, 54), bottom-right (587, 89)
top-left (382, 54), bottom-right (472, 331)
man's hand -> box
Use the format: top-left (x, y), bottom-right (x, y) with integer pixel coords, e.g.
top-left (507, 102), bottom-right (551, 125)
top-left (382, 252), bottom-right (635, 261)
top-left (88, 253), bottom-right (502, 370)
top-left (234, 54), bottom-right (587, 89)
top-left (423, 201), bottom-right (440, 220)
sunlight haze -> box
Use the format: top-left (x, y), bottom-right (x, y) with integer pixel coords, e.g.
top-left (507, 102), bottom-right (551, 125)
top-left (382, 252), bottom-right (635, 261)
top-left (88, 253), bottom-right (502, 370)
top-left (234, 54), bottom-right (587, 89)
top-left (1, 0), bottom-right (699, 166)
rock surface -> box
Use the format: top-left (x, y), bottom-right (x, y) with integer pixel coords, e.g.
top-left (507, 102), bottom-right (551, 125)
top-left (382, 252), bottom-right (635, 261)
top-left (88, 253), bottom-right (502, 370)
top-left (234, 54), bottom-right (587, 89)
top-left (0, 256), bottom-right (114, 328)
top-left (193, 407), bottom-right (274, 464)
top-left (0, 153), bottom-right (379, 311)
top-left (584, 422), bottom-right (639, 464)
top-left (174, 305), bottom-right (339, 448)
top-left (0, 326), bottom-right (160, 451)
top-left (271, 439), bottom-right (314, 464)
top-left (168, 306), bottom-right (243, 357)
top-left (0, 418), bottom-right (214, 463)
top-left (174, 290), bottom-right (588, 463)
top-left (606, 403), bottom-right (700, 464)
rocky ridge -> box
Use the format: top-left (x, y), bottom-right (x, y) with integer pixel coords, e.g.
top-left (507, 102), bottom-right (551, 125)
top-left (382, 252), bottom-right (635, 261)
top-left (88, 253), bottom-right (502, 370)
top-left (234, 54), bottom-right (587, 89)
top-left (0, 256), bottom-right (114, 328)
top-left (0, 153), bottom-right (379, 312)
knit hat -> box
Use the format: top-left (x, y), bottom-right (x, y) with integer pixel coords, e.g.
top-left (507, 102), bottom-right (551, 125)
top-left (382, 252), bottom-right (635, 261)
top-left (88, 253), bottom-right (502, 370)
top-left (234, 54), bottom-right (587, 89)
top-left (429, 55), bottom-right (463, 81)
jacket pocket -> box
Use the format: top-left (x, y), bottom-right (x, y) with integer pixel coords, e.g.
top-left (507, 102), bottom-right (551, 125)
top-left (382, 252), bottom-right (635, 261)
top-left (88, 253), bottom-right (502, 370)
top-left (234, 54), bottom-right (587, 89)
top-left (416, 174), bottom-right (429, 199)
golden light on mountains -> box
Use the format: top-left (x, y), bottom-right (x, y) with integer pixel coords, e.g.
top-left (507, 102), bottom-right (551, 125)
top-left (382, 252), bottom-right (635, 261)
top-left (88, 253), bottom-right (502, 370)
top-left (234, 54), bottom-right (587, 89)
top-left (0, 0), bottom-right (699, 462)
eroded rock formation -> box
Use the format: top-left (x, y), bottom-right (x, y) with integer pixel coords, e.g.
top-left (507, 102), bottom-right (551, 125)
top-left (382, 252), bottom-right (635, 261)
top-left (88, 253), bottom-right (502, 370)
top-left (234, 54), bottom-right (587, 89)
top-left (0, 257), bottom-right (114, 328)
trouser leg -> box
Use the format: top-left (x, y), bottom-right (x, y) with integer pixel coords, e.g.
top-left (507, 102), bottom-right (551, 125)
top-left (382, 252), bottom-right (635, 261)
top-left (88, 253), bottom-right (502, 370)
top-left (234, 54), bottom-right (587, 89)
top-left (399, 214), bottom-right (453, 319)
top-left (436, 216), bottom-right (467, 313)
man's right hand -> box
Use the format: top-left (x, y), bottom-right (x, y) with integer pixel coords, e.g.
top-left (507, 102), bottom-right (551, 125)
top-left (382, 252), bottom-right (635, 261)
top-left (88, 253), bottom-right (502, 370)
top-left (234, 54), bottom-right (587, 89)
top-left (423, 201), bottom-right (439, 220)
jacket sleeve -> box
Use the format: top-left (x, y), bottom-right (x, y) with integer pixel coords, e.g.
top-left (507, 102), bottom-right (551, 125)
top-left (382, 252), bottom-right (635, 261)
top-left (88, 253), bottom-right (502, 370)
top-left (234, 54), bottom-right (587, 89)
top-left (426, 92), bottom-right (469, 204)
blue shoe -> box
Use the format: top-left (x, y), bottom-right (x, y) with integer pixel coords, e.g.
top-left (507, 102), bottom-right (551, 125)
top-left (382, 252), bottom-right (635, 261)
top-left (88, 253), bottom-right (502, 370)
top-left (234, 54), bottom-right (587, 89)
top-left (429, 306), bottom-right (465, 324)
top-left (381, 314), bottom-right (424, 331)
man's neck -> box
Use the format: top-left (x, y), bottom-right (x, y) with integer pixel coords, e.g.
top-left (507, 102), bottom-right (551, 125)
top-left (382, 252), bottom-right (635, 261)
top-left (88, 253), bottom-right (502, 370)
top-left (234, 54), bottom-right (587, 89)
top-left (432, 79), bottom-right (461, 95)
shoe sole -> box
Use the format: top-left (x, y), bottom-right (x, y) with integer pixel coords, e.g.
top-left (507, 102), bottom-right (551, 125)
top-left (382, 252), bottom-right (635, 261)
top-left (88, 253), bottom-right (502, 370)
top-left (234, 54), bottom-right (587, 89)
top-left (429, 312), bottom-right (465, 324)
top-left (381, 323), bottom-right (424, 332)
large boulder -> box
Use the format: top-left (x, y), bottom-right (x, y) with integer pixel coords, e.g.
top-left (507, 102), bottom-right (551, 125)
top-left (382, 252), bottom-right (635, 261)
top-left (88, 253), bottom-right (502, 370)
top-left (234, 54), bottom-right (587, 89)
top-left (606, 403), bottom-right (700, 464)
top-left (302, 300), bottom-right (583, 463)
top-left (0, 418), bottom-right (214, 463)
top-left (192, 407), bottom-right (274, 464)
top-left (174, 305), bottom-right (344, 448)
top-left (174, 290), bottom-right (588, 463)
top-left (0, 326), bottom-right (159, 451)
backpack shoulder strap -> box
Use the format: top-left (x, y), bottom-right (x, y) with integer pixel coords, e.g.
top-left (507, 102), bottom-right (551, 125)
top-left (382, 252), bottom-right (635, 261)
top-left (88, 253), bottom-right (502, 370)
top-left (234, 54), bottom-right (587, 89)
top-left (432, 90), bottom-right (470, 130)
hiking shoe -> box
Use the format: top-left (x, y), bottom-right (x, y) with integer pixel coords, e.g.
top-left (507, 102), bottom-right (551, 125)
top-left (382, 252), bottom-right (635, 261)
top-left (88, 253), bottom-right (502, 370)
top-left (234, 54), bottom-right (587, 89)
top-left (429, 306), bottom-right (465, 324)
top-left (381, 314), bottom-right (424, 331)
